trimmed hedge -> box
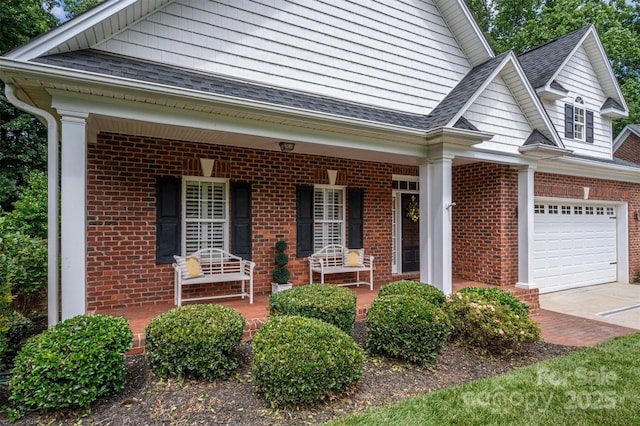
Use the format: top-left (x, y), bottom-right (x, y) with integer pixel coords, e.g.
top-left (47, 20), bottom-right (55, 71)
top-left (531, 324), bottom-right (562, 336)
top-left (458, 286), bottom-right (530, 315)
top-left (268, 284), bottom-right (357, 333)
top-left (367, 295), bottom-right (450, 366)
top-left (378, 280), bottom-right (446, 307)
top-left (145, 304), bottom-right (245, 380)
top-left (0, 310), bottom-right (33, 370)
top-left (252, 315), bottom-right (364, 408)
top-left (8, 314), bottom-right (132, 420)
top-left (447, 291), bottom-right (541, 355)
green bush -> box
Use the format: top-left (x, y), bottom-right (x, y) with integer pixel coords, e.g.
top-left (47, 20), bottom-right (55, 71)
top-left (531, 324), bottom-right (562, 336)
top-left (252, 315), bottom-right (364, 408)
top-left (378, 280), bottom-right (446, 307)
top-left (446, 291), bottom-right (541, 355)
top-left (366, 295), bottom-right (450, 366)
top-left (0, 310), bottom-right (33, 370)
top-left (458, 286), bottom-right (530, 315)
top-left (8, 314), bottom-right (132, 420)
top-left (0, 232), bottom-right (47, 314)
top-left (268, 284), bottom-right (357, 333)
top-left (145, 304), bottom-right (245, 380)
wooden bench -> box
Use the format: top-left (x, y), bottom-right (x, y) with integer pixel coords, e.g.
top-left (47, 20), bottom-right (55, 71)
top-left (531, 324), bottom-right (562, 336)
top-left (173, 248), bottom-right (255, 306)
top-left (308, 244), bottom-right (374, 290)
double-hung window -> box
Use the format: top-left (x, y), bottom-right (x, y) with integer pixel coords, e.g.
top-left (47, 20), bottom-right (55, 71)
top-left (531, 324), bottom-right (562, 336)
top-left (573, 97), bottom-right (585, 141)
top-left (183, 177), bottom-right (228, 254)
top-left (313, 186), bottom-right (345, 252)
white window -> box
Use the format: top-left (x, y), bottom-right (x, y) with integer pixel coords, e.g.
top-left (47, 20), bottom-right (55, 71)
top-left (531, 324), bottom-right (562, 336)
top-left (574, 97), bottom-right (585, 141)
top-left (183, 177), bottom-right (228, 254)
top-left (535, 204), bottom-right (545, 214)
top-left (314, 186), bottom-right (345, 251)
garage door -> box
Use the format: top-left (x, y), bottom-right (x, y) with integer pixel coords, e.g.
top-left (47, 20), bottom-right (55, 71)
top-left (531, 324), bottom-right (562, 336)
top-left (534, 202), bottom-right (617, 293)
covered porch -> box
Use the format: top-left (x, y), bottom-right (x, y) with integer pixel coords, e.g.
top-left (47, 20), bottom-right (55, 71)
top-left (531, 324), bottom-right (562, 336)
top-left (100, 279), bottom-right (540, 355)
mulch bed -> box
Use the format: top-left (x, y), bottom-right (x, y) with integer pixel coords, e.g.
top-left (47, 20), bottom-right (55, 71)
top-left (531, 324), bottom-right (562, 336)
top-left (0, 322), bottom-right (578, 425)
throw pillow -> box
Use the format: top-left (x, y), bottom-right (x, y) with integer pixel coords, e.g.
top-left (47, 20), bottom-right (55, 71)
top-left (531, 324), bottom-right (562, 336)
top-left (343, 248), bottom-right (365, 267)
top-left (174, 254), bottom-right (204, 280)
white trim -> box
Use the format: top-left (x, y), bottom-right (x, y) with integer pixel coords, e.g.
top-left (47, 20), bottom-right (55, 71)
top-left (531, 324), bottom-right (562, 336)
top-left (538, 156), bottom-right (640, 184)
top-left (181, 176), bottom-right (230, 255)
top-left (612, 125), bottom-right (640, 153)
top-left (516, 167), bottom-right (536, 289)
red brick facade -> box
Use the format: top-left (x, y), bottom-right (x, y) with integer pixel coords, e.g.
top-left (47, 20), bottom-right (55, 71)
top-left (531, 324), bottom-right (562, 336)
top-left (614, 132), bottom-right (640, 164)
top-left (86, 133), bottom-right (640, 310)
top-left (452, 163), bottom-right (519, 286)
top-left (87, 133), bottom-right (395, 310)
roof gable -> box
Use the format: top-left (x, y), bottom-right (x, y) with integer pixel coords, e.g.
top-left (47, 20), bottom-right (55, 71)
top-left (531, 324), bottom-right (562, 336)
top-left (424, 51), bottom-right (563, 148)
top-left (518, 25), bottom-right (627, 115)
top-left (613, 124), bottom-right (640, 153)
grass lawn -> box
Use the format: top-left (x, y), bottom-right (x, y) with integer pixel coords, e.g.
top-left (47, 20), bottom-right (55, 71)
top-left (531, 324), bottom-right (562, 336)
top-left (329, 333), bottom-right (640, 426)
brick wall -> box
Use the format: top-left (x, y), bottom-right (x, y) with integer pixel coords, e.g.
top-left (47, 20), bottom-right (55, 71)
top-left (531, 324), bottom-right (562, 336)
top-left (614, 133), bottom-right (640, 165)
top-left (535, 172), bottom-right (640, 282)
top-left (87, 133), bottom-right (394, 310)
top-left (452, 163), bottom-right (519, 286)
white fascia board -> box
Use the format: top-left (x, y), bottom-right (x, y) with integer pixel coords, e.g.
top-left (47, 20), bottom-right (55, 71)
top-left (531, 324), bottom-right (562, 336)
top-left (613, 126), bottom-right (640, 153)
top-left (5, 0), bottom-right (156, 60)
top-left (1, 58), bottom-right (427, 143)
top-left (48, 89), bottom-right (428, 157)
top-left (537, 156), bottom-right (640, 184)
top-left (546, 26), bottom-right (628, 113)
top-left (502, 53), bottom-right (565, 148)
top-left (449, 144), bottom-right (538, 168)
top-left (436, 0), bottom-right (494, 65)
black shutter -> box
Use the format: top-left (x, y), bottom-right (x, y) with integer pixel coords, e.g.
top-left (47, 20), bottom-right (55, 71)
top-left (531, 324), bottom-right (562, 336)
top-left (156, 176), bottom-right (181, 264)
top-left (296, 185), bottom-right (314, 257)
top-left (348, 188), bottom-right (364, 249)
top-left (586, 110), bottom-right (594, 143)
top-left (564, 104), bottom-right (574, 138)
top-left (231, 182), bottom-right (252, 260)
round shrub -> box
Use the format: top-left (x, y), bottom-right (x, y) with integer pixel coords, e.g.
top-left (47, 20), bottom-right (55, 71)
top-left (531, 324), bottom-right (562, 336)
top-left (447, 291), bottom-right (541, 355)
top-left (366, 295), bottom-right (450, 366)
top-left (252, 315), bottom-right (364, 408)
top-left (145, 304), bottom-right (245, 380)
top-left (458, 286), bottom-right (530, 315)
top-left (8, 314), bottom-right (132, 420)
top-left (378, 280), bottom-right (446, 307)
top-left (268, 284), bottom-right (357, 333)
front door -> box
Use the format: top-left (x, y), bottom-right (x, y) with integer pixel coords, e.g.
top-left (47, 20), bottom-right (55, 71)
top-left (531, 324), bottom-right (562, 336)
top-left (401, 194), bottom-right (420, 273)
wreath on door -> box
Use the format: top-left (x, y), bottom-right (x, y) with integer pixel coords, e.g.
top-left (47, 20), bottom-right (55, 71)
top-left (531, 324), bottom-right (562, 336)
top-left (406, 195), bottom-right (419, 222)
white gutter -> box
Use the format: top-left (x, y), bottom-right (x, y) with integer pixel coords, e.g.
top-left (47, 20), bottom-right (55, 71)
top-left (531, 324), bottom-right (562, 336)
top-left (4, 84), bottom-right (59, 328)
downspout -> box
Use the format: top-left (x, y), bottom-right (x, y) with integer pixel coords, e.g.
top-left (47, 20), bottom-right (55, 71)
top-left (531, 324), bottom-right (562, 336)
top-left (5, 84), bottom-right (59, 328)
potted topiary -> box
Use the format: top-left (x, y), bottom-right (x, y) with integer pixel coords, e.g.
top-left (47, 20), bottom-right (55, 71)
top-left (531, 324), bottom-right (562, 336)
top-left (272, 241), bottom-right (293, 293)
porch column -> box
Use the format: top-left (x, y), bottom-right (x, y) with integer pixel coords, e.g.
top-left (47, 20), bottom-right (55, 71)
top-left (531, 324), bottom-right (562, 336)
top-left (419, 154), bottom-right (454, 295)
top-left (516, 166), bottom-right (537, 289)
top-left (59, 111), bottom-right (89, 319)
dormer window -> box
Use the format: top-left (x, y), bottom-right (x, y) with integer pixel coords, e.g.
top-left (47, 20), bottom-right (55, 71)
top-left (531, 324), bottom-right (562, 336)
top-left (564, 97), bottom-right (594, 143)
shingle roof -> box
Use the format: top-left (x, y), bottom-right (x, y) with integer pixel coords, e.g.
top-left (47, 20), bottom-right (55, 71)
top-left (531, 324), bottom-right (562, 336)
top-left (568, 152), bottom-right (640, 169)
top-left (523, 129), bottom-right (556, 146)
top-left (601, 97), bottom-right (625, 111)
top-left (33, 49), bottom-right (432, 130)
top-left (423, 53), bottom-right (509, 129)
top-left (518, 26), bottom-right (591, 89)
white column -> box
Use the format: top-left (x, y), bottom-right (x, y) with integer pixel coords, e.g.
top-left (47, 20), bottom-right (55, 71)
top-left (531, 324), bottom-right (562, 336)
top-left (419, 154), bottom-right (454, 294)
top-left (516, 166), bottom-right (537, 289)
top-left (59, 111), bottom-right (89, 319)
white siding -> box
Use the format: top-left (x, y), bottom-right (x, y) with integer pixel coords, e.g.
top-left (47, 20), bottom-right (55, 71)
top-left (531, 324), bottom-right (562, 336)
top-left (545, 46), bottom-right (613, 159)
top-left (465, 75), bottom-right (532, 155)
top-left (94, 0), bottom-right (471, 115)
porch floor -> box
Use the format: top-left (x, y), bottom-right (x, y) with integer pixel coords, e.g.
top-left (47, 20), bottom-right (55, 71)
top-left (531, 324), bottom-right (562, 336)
top-left (98, 279), bottom-right (634, 355)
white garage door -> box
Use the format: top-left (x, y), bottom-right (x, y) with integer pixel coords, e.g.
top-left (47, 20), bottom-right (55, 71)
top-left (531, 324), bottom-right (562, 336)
top-left (534, 202), bottom-right (617, 293)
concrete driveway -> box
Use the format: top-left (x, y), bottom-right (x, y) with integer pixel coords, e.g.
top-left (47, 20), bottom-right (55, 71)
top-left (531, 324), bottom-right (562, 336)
top-left (539, 282), bottom-right (640, 330)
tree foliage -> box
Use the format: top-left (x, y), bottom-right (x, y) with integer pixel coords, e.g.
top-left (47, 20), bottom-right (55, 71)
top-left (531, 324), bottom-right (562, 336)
top-left (465, 0), bottom-right (640, 134)
top-left (62, 0), bottom-right (104, 20)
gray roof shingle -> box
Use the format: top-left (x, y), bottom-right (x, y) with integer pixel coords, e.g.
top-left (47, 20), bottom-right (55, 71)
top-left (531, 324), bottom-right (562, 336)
top-left (523, 129), bottom-right (556, 146)
top-left (423, 52), bottom-right (509, 129)
top-left (518, 26), bottom-right (591, 89)
top-left (33, 49), bottom-right (431, 130)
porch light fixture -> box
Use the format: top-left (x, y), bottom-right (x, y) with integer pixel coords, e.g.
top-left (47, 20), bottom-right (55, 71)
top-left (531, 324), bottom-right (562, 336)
top-left (279, 141), bottom-right (295, 152)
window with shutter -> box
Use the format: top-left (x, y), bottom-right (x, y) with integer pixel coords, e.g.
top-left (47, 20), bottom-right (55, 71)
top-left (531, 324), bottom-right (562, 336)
top-left (183, 177), bottom-right (229, 254)
top-left (156, 177), bottom-right (181, 264)
top-left (313, 186), bottom-right (345, 252)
